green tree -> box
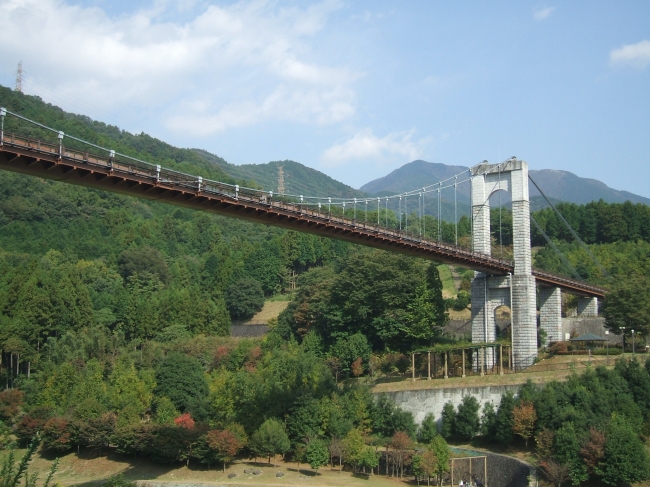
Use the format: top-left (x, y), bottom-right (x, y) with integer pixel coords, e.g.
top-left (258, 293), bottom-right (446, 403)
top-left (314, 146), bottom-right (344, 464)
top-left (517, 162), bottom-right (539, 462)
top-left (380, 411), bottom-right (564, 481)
top-left (479, 402), bottom-right (497, 438)
top-left (413, 450), bottom-right (437, 486)
top-left (596, 414), bottom-right (650, 485)
top-left (225, 278), bottom-right (265, 319)
top-left (250, 418), bottom-right (290, 466)
top-left (440, 402), bottom-right (455, 439)
top-left (454, 395), bottom-right (480, 440)
top-left (494, 391), bottom-right (515, 445)
top-left (418, 413), bottom-right (437, 444)
top-left (554, 422), bottom-right (588, 485)
top-left (343, 428), bottom-right (366, 473)
top-left (306, 439), bottom-right (329, 472)
top-left (122, 272), bottom-right (163, 340)
top-left (153, 397), bottom-right (179, 425)
top-left (154, 354), bottom-right (209, 416)
top-left (329, 333), bottom-right (371, 374)
top-left (109, 357), bottom-right (153, 422)
top-left (430, 435), bottom-right (451, 486)
top-left (357, 446), bottom-right (379, 475)
top-left (603, 274), bottom-right (650, 335)
top-left (370, 394), bottom-right (416, 439)
top-left (402, 281), bottom-right (442, 343)
top-left (425, 264), bottom-right (448, 329)
top-left (285, 394), bottom-right (323, 446)
top-left (118, 246), bottom-right (170, 284)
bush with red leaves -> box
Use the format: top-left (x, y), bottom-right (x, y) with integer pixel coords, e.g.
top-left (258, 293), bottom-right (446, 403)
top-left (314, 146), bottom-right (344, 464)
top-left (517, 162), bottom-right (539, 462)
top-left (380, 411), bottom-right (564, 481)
top-left (174, 413), bottom-right (195, 430)
top-left (43, 417), bottom-right (74, 452)
top-left (0, 389), bottom-right (24, 423)
top-left (15, 406), bottom-right (53, 445)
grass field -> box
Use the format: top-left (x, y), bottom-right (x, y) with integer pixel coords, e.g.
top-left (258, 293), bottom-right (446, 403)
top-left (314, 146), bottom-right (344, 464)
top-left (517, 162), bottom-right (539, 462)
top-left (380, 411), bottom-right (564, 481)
top-left (437, 264), bottom-right (456, 298)
top-left (233, 301), bottom-right (290, 326)
top-left (5, 450), bottom-right (407, 487)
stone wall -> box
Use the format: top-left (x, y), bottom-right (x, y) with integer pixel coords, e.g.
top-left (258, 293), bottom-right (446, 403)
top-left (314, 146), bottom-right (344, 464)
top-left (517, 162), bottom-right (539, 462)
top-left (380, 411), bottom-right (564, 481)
top-left (379, 384), bottom-right (521, 426)
top-left (230, 325), bottom-right (268, 337)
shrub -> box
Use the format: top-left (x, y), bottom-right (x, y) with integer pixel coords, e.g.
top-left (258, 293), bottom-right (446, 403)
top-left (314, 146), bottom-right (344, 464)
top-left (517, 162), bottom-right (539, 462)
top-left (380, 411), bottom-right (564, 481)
top-left (103, 474), bottom-right (136, 487)
top-left (454, 290), bottom-right (471, 310)
top-left (593, 348), bottom-right (622, 356)
top-left (549, 341), bottom-right (568, 354)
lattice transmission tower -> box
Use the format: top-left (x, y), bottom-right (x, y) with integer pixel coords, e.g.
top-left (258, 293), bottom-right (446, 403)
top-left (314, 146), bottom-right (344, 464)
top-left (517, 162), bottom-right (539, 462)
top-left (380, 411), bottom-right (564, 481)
top-left (277, 165), bottom-right (285, 193)
top-left (15, 61), bottom-right (22, 92)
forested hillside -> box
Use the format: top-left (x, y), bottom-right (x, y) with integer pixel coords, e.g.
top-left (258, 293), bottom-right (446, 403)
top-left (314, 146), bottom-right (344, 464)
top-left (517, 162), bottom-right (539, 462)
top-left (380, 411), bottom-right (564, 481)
top-left (194, 152), bottom-right (366, 199)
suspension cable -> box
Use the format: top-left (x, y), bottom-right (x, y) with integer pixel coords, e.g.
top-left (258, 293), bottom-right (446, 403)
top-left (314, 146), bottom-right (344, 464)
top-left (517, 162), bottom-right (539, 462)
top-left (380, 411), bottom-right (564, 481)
top-left (529, 175), bottom-right (610, 278)
top-left (454, 176), bottom-right (458, 246)
top-left (530, 215), bottom-right (583, 281)
top-left (499, 165), bottom-right (503, 258)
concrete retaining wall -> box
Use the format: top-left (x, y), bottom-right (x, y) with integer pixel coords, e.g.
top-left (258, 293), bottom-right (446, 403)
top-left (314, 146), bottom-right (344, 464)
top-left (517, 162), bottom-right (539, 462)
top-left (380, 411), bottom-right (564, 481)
top-left (379, 384), bottom-right (521, 426)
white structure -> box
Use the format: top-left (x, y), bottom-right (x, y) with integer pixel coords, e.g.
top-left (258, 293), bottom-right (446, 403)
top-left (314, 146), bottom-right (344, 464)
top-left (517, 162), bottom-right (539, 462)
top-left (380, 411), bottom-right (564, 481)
top-left (470, 160), bottom-right (536, 368)
top-left (469, 159), bottom-right (601, 368)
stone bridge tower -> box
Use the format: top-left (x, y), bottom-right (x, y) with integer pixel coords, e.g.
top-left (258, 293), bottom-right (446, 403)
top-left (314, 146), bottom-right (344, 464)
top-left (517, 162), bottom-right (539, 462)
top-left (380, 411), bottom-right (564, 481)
top-left (470, 159), bottom-right (537, 369)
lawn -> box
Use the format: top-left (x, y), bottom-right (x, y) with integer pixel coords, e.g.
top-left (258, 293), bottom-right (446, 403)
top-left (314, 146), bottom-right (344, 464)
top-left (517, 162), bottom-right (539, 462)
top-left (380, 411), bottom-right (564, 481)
top-left (437, 264), bottom-right (456, 298)
top-left (2, 450), bottom-right (409, 487)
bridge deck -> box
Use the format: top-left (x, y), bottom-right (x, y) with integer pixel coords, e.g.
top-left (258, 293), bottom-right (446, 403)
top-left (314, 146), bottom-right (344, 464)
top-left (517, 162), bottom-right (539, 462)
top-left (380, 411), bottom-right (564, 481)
top-left (0, 134), bottom-right (606, 298)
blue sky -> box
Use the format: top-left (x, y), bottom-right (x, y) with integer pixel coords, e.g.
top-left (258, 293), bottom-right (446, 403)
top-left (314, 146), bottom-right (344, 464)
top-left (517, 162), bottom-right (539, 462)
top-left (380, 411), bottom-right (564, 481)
top-left (0, 1), bottom-right (648, 196)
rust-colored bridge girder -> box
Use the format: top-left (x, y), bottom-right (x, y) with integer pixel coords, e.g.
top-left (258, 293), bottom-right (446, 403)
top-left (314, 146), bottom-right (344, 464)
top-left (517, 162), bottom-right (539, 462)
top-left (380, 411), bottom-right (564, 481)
top-left (0, 134), bottom-right (606, 298)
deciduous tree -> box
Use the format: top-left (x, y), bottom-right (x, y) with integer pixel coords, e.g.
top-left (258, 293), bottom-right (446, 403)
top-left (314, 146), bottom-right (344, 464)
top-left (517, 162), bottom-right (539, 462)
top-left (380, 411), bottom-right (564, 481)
top-left (429, 435), bottom-right (450, 486)
top-left (206, 428), bottom-right (245, 471)
top-left (250, 418), bottom-right (290, 467)
top-left (306, 439), bottom-right (329, 473)
top-left (512, 400), bottom-right (536, 447)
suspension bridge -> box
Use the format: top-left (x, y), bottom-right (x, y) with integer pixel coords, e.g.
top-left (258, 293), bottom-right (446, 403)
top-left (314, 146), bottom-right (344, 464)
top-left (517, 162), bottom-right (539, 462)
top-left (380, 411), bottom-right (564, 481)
top-left (0, 108), bottom-right (606, 368)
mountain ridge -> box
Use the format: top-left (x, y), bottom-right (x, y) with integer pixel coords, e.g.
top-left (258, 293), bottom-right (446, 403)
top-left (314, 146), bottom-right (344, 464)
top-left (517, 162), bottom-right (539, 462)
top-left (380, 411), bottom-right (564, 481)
top-left (193, 150), bottom-right (366, 199)
top-left (359, 159), bottom-right (650, 207)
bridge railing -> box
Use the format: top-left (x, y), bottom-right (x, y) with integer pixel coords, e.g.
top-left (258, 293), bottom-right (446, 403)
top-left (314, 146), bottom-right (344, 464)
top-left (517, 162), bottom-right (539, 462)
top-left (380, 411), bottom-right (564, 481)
top-left (0, 108), bottom-right (608, 295)
top-left (0, 108), bottom-right (517, 265)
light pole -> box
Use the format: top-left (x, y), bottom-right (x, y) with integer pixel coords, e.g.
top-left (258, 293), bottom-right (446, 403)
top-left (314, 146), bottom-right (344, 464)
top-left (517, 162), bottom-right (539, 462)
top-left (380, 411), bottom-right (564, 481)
top-left (621, 327), bottom-right (626, 356)
top-left (605, 330), bottom-right (610, 365)
top-left (632, 329), bottom-right (636, 357)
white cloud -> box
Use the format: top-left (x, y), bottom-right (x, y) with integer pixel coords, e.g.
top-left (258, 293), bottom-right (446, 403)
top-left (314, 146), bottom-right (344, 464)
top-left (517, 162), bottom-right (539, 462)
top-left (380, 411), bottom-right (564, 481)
top-left (0, 0), bottom-right (358, 134)
top-left (610, 40), bottom-right (650, 69)
top-left (320, 129), bottom-right (430, 168)
top-left (167, 84), bottom-right (356, 135)
top-left (533, 6), bottom-right (555, 20)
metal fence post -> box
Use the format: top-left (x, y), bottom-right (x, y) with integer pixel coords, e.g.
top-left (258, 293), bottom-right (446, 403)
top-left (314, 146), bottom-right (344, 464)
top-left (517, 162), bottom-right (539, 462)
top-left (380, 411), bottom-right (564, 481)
top-left (0, 107), bottom-right (6, 146)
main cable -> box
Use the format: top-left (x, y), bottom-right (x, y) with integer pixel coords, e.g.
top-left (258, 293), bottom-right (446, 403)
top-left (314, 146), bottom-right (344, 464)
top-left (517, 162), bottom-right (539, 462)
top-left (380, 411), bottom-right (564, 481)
top-left (529, 175), bottom-right (610, 278)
